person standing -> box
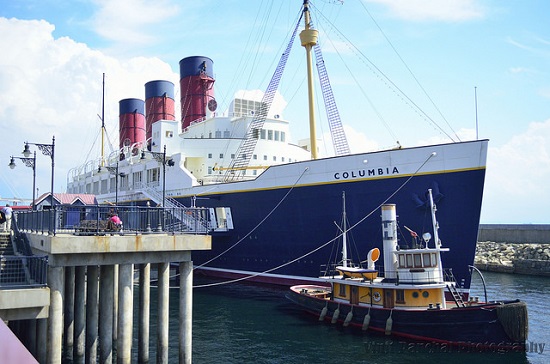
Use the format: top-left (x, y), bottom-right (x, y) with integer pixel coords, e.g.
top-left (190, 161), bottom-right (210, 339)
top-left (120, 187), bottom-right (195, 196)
top-left (1, 204), bottom-right (13, 232)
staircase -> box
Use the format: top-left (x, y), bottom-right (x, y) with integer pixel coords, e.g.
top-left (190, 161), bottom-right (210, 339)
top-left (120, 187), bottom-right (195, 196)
top-left (142, 188), bottom-right (209, 232)
top-left (0, 233), bottom-right (27, 287)
top-left (0, 234), bottom-right (14, 255)
top-left (445, 270), bottom-right (465, 307)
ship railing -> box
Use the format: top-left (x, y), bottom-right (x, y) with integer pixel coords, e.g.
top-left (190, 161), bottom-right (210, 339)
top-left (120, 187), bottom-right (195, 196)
top-left (14, 204), bottom-right (211, 236)
top-left (319, 264), bottom-right (445, 284)
top-left (140, 188), bottom-right (208, 232)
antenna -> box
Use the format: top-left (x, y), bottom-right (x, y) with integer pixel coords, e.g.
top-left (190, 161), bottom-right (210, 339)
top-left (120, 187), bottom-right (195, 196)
top-left (100, 73), bottom-right (106, 166)
top-left (474, 86), bottom-right (479, 140)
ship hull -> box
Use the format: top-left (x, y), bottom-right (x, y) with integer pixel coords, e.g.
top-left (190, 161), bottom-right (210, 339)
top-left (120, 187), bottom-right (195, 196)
top-left (285, 285), bottom-right (527, 349)
top-left (176, 140), bottom-right (488, 290)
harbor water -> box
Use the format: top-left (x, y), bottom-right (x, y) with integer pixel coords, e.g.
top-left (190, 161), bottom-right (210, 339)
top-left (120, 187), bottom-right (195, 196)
top-left (137, 271), bottom-right (549, 364)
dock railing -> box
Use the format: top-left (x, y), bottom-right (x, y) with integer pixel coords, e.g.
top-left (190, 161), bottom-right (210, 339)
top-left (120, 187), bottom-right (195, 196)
top-left (0, 255), bottom-right (48, 289)
top-left (15, 205), bottom-right (211, 236)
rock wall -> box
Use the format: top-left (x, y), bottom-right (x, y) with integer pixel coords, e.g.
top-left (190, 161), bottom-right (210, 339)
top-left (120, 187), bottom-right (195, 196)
top-left (474, 241), bottom-right (550, 276)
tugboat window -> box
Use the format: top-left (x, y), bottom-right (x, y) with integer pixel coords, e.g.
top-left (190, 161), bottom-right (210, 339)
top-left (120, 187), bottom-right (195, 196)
top-left (414, 254), bottom-right (422, 268)
top-left (422, 291), bottom-right (429, 298)
top-left (339, 284), bottom-right (346, 297)
top-left (423, 253), bottom-right (431, 267)
top-left (406, 254), bottom-right (413, 267)
top-left (396, 289), bottom-right (405, 303)
top-left (398, 254), bottom-right (405, 268)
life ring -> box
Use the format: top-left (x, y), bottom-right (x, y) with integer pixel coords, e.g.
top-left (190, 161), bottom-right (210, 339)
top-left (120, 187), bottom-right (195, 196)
top-left (373, 291), bottom-right (381, 302)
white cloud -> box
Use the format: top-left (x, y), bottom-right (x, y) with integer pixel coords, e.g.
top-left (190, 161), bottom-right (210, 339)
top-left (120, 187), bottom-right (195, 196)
top-left (0, 17), bottom-right (178, 199)
top-left (91, 0), bottom-right (180, 44)
top-left (482, 119), bottom-right (550, 223)
top-left (366, 0), bottom-right (485, 22)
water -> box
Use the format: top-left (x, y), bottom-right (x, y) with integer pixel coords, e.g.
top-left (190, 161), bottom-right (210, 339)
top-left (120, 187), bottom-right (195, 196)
top-left (146, 272), bottom-right (549, 364)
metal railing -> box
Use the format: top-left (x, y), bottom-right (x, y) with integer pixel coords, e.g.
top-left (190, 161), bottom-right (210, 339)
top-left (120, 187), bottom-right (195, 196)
top-left (0, 255), bottom-right (48, 289)
top-left (15, 204), bottom-right (211, 236)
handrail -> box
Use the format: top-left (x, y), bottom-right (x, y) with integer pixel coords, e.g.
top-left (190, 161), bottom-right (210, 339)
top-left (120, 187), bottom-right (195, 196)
top-left (15, 204), bottom-right (211, 236)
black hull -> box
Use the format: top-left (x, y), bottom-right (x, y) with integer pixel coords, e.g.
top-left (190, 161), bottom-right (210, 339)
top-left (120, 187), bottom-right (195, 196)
top-left (286, 289), bottom-right (527, 350)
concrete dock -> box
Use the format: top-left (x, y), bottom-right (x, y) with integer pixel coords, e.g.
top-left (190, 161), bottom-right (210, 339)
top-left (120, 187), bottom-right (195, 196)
top-left (1, 205), bottom-right (213, 364)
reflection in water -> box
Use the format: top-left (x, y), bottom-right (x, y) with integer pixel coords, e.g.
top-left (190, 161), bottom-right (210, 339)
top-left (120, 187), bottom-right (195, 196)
top-left (124, 272), bottom-right (549, 364)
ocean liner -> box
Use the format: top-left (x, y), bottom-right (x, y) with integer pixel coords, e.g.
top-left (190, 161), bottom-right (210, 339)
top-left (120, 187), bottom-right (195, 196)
top-left (66, 1), bottom-right (487, 295)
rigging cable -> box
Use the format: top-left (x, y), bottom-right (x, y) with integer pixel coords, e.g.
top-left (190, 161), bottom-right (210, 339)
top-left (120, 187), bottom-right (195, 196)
top-left (193, 166), bottom-right (311, 271)
top-left (311, 3), bottom-right (456, 142)
top-left (357, 1), bottom-right (461, 142)
top-left (194, 151), bottom-right (437, 288)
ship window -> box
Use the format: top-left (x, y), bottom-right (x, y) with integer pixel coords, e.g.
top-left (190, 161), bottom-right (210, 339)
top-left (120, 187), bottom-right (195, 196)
top-left (414, 254), bottom-right (422, 268)
top-left (274, 130), bottom-right (280, 141)
top-left (431, 253), bottom-right (437, 267)
top-left (253, 154), bottom-right (257, 160)
top-left (120, 174), bottom-right (128, 190)
top-left (260, 129), bottom-right (266, 139)
top-left (281, 132), bottom-right (286, 142)
top-left (398, 254), bottom-right (406, 268)
top-left (396, 290), bottom-right (405, 304)
top-left (208, 153), bottom-right (212, 159)
top-left (252, 128), bottom-right (259, 139)
top-left (209, 132), bottom-right (212, 138)
top-left (268, 130), bottom-right (273, 140)
top-left (224, 130), bottom-right (230, 138)
top-left (219, 153), bottom-right (224, 158)
top-left (281, 157), bottom-right (285, 162)
top-left (231, 154), bottom-right (235, 159)
top-left (423, 253), bottom-right (431, 267)
top-left (338, 284), bottom-right (346, 297)
top-left (406, 254), bottom-right (413, 268)
top-left (263, 155), bottom-right (267, 161)
top-left (253, 170), bottom-right (257, 175)
top-left (147, 168), bottom-right (160, 184)
top-left (208, 166), bottom-right (212, 174)
top-left (215, 130), bottom-right (222, 138)
top-left (273, 156), bottom-right (276, 161)
top-left (109, 177), bottom-right (116, 192)
top-left (100, 179), bottom-right (108, 193)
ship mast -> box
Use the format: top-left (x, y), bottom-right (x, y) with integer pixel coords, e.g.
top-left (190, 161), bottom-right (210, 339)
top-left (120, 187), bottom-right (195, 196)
top-left (300, 0), bottom-right (319, 159)
top-left (100, 73), bottom-right (106, 166)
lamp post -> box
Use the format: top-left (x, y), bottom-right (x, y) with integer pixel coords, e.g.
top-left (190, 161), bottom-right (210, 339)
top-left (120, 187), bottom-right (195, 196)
top-left (140, 145), bottom-right (173, 208)
top-left (105, 161), bottom-right (121, 206)
top-left (141, 145), bottom-right (173, 231)
top-left (9, 151), bottom-right (37, 209)
top-left (23, 136), bottom-right (55, 208)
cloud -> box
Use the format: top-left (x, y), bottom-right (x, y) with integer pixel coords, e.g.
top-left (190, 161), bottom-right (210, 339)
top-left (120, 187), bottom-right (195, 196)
top-left (482, 119), bottom-right (550, 223)
top-left (0, 17), bottom-right (178, 199)
top-left (366, 0), bottom-right (485, 22)
top-left (90, 0), bottom-right (180, 44)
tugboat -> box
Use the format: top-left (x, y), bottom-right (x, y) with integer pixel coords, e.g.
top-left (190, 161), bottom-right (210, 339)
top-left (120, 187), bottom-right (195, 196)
top-left (286, 189), bottom-right (528, 349)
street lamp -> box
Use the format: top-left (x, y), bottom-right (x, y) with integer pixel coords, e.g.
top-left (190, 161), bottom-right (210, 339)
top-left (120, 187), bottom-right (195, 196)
top-left (9, 151), bottom-right (37, 209)
top-left (140, 145), bottom-right (174, 208)
top-left (23, 136), bottom-right (55, 208)
top-left (105, 161), bottom-right (124, 206)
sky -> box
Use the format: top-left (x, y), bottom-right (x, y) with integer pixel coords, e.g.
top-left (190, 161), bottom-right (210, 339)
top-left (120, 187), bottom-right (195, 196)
top-left (0, 0), bottom-right (549, 224)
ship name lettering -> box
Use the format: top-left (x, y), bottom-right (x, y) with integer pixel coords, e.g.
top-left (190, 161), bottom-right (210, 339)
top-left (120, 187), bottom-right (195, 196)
top-left (333, 167), bottom-right (399, 180)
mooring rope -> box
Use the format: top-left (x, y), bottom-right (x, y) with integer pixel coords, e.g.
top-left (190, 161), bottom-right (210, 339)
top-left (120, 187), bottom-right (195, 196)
top-left (192, 151), bottom-right (437, 288)
top-left (193, 166), bottom-right (311, 270)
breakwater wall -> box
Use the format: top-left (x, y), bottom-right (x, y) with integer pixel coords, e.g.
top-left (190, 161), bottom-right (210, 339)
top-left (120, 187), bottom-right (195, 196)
top-left (475, 224), bottom-right (550, 276)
